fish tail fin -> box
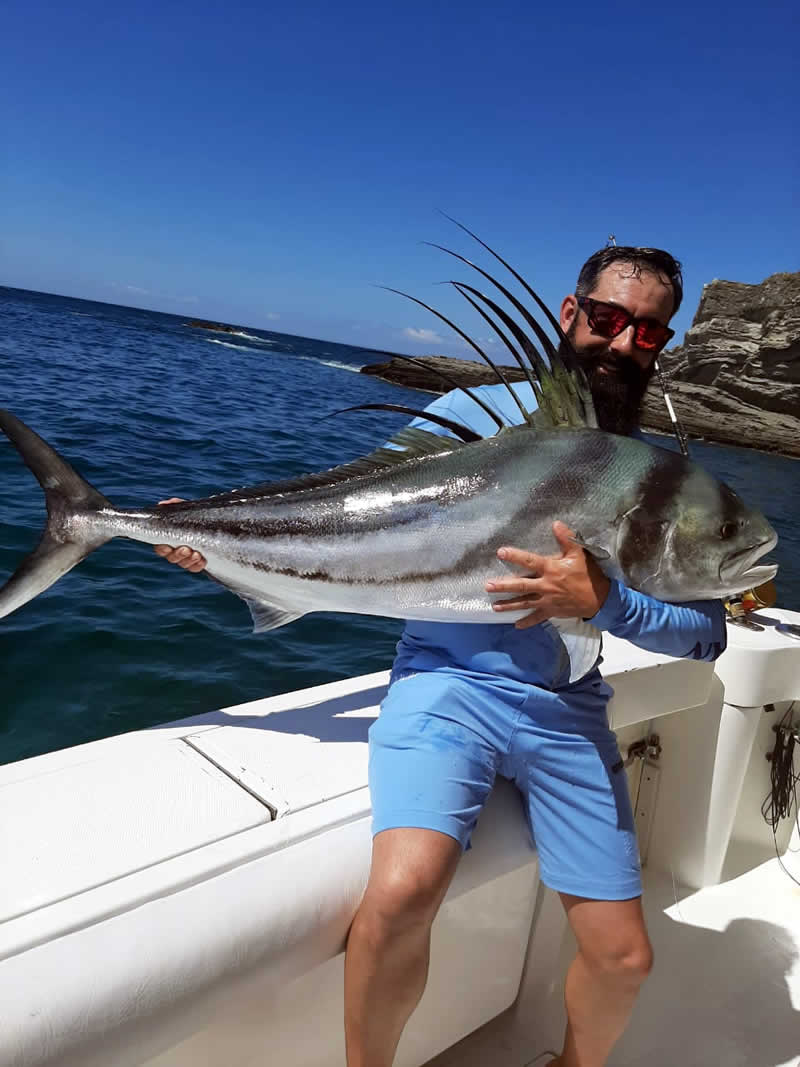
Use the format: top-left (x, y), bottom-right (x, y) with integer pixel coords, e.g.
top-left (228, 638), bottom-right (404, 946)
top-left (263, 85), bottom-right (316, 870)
top-left (0, 410), bottom-right (113, 619)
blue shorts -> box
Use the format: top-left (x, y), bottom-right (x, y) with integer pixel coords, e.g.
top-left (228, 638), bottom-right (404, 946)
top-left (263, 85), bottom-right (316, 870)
top-left (368, 667), bottom-right (641, 901)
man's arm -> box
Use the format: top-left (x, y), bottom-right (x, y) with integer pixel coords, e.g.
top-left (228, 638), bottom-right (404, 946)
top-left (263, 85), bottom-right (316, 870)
top-left (586, 580), bottom-right (727, 662)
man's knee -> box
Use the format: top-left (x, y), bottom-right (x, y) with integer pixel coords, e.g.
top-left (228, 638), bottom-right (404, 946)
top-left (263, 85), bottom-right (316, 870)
top-left (561, 893), bottom-right (654, 989)
top-left (368, 866), bottom-right (447, 924)
top-left (356, 829), bottom-right (461, 939)
top-left (584, 935), bottom-right (654, 987)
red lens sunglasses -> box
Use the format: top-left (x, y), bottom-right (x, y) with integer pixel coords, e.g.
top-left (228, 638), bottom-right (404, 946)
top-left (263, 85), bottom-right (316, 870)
top-left (577, 296), bottom-right (674, 354)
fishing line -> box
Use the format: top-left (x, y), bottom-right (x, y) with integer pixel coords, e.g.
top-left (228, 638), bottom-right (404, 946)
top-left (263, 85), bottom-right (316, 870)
top-left (670, 863), bottom-right (686, 922)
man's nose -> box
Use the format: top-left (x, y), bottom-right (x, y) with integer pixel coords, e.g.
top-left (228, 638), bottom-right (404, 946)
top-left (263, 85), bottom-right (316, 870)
top-left (609, 326), bottom-right (652, 369)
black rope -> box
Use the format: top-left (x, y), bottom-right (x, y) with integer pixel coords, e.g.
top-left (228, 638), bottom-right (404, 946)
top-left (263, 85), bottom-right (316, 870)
top-left (762, 703), bottom-right (800, 886)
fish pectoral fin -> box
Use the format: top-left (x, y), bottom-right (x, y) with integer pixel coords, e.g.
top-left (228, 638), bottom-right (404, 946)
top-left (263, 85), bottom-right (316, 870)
top-left (570, 531), bottom-right (612, 561)
top-left (548, 617), bottom-right (603, 683)
top-left (241, 595), bottom-right (306, 633)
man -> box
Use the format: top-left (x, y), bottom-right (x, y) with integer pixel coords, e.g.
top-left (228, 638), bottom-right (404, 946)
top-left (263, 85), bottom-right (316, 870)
top-left (155, 247), bottom-right (726, 1067)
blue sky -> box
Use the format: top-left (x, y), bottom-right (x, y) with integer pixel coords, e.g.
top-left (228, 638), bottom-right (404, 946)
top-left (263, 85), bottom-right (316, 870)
top-left (3, 0), bottom-right (797, 354)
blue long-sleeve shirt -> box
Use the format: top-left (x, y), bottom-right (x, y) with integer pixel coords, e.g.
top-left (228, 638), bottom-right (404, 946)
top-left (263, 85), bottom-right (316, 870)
top-left (391, 381), bottom-right (726, 688)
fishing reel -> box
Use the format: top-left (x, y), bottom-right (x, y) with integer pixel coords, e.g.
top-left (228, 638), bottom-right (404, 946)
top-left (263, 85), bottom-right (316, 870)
top-left (725, 580), bottom-right (800, 639)
top-left (725, 579), bottom-right (777, 628)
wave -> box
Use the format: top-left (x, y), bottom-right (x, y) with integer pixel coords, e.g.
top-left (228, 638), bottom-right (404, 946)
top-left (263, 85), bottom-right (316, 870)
top-left (205, 338), bottom-right (261, 352)
top-left (289, 352), bottom-right (365, 373)
top-left (230, 331), bottom-right (275, 344)
top-left (315, 358), bottom-right (365, 373)
top-left (205, 338), bottom-right (363, 373)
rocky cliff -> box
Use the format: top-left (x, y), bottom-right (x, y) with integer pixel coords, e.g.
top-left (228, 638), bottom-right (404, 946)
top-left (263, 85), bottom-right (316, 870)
top-left (640, 271), bottom-right (800, 455)
top-left (362, 271), bottom-right (800, 457)
top-left (657, 272), bottom-right (800, 414)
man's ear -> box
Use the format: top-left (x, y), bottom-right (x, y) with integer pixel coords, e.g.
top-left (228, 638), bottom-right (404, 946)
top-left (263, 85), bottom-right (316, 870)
top-left (560, 293), bottom-right (578, 334)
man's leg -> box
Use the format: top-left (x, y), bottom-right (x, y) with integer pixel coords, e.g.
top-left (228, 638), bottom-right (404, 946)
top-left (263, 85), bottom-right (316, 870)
top-left (507, 682), bottom-right (648, 1067)
top-left (344, 827), bottom-right (462, 1067)
top-left (355, 668), bottom-right (509, 1065)
top-left (552, 894), bottom-right (653, 1067)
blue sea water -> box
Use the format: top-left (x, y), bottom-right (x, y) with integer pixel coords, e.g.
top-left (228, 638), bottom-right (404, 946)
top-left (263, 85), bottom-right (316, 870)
top-left (1, 287), bottom-right (798, 765)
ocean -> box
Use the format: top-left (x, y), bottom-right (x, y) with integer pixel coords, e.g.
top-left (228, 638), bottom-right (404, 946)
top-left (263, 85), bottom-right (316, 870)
top-left (2, 287), bottom-right (798, 765)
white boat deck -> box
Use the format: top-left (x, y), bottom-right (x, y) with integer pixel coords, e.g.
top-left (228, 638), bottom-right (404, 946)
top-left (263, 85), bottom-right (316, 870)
top-left (426, 853), bottom-right (800, 1067)
top-left (1, 610), bottom-right (798, 1067)
top-left (631, 858), bottom-right (799, 1067)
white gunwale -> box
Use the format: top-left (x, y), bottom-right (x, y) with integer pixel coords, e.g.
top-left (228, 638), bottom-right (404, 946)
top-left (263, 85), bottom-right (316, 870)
top-left (1, 611), bottom-right (798, 1067)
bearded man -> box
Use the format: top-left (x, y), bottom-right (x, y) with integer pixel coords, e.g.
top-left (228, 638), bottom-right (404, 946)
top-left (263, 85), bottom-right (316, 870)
top-left (155, 246), bottom-right (726, 1067)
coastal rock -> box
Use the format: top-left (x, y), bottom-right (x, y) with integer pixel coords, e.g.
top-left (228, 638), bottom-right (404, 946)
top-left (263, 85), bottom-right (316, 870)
top-left (360, 356), bottom-right (527, 392)
top-left (660, 272), bottom-right (800, 389)
top-left (362, 271), bottom-right (800, 457)
top-left (639, 381), bottom-right (800, 458)
top-left (185, 318), bottom-right (242, 334)
top-left (644, 271), bottom-right (800, 456)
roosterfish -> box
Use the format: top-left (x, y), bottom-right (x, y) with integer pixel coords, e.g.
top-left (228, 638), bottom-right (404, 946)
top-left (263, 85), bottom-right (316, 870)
top-left (0, 226), bottom-right (778, 682)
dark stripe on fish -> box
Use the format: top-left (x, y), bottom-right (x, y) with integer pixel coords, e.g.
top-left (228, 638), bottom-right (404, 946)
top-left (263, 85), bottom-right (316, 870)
top-left (718, 482), bottom-right (745, 530)
top-left (181, 503), bottom-right (460, 541)
top-left (260, 432), bottom-right (619, 586)
top-left (616, 448), bottom-right (690, 580)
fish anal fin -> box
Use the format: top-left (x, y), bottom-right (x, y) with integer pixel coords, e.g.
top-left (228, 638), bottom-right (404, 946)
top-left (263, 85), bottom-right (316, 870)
top-left (209, 573), bottom-right (306, 632)
top-left (245, 597), bottom-right (305, 633)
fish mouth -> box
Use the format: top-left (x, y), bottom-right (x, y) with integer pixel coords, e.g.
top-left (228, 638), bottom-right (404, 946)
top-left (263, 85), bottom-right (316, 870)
top-left (718, 534), bottom-right (779, 594)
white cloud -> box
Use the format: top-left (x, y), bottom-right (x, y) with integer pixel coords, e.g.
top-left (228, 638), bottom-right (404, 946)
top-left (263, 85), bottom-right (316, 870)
top-left (403, 327), bottom-right (442, 343)
top-left (108, 282), bottom-right (199, 305)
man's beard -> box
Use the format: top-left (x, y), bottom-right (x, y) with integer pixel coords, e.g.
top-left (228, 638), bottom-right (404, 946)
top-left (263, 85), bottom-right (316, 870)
top-left (561, 322), bottom-right (655, 435)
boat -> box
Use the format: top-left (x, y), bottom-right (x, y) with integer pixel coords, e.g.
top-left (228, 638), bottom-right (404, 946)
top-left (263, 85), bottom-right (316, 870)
top-left (1, 607), bottom-right (798, 1067)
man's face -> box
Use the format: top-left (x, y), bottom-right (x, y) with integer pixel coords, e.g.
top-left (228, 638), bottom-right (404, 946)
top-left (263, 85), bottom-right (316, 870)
top-left (559, 263), bottom-right (675, 434)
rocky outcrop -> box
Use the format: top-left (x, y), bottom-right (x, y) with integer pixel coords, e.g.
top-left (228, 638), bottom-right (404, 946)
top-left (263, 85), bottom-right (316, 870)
top-left (642, 271), bottom-right (800, 456)
top-left (360, 356), bottom-right (526, 392)
top-left (654, 271), bottom-right (799, 409)
top-left (639, 381), bottom-right (800, 457)
top-left (362, 271), bottom-right (800, 457)
top-left (185, 319), bottom-right (242, 333)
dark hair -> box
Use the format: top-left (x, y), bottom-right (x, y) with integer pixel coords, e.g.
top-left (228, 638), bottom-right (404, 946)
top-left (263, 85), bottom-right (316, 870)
top-left (575, 246), bottom-right (683, 316)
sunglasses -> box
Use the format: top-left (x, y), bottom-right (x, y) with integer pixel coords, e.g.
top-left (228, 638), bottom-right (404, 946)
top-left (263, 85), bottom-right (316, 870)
top-left (577, 296), bottom-right (675, 354)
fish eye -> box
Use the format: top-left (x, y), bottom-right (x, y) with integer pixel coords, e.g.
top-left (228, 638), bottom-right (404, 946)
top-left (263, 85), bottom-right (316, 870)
top-left (719, 521), bottom-right (739, 540)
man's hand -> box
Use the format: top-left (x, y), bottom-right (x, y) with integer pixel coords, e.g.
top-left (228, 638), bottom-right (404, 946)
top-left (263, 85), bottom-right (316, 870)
top-left (485, 521), bottom-right (611, 629)
top-left (153, 499), bottom-right (208, 573)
